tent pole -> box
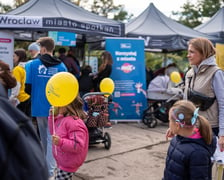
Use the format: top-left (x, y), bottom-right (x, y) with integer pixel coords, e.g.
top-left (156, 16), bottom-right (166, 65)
top-left (164, 53), bottom-right (167, 66)
top-left (32, 31), bottom-right (34, 41)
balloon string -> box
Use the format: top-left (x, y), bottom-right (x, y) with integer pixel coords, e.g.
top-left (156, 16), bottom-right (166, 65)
top-left (52, 106), bottom-right (57, 156)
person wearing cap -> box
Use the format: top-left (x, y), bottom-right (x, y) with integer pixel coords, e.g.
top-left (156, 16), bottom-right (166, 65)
top-left (26, 42), bottom-right (41, 150)
top-left (28, 42), bottom-right (41, 59)
top-left (25, 42), bottom-right (41, 93)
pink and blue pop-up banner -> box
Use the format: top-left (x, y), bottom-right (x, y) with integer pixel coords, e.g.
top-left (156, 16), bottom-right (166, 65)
top-left (106, 38), bottom-right (147, 121)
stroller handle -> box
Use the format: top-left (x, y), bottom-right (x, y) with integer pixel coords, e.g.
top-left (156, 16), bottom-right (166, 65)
top-left (82, 92), bottom-right (112, 99)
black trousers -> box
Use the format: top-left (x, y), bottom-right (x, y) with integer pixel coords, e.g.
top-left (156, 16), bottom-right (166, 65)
top-left (17, 97), bottom-right (31, 117)
top-left (212, 127), bottom-right (219, 137)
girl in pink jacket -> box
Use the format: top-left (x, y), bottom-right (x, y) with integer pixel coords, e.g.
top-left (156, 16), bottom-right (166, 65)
top-left (48, 95), bottom-right (89, 180)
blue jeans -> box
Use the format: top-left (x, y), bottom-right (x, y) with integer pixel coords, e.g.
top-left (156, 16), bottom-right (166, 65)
top-left (36, 117), bottom-right (56, 177)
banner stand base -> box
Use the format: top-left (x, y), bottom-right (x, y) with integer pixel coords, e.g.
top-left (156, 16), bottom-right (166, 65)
top-left (110, 120), bottom-right (142, 124)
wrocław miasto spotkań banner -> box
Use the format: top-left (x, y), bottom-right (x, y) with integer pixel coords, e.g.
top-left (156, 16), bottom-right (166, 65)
top-left (0, 15), bottom-right (123, 36)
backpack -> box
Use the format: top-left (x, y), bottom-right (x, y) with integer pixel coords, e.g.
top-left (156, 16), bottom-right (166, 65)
top-left (0, 83), bottom-right (48, 180)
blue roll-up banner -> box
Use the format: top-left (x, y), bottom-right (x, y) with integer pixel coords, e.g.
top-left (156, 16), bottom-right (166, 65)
top-left (106, 38), bottom-right (147, 121)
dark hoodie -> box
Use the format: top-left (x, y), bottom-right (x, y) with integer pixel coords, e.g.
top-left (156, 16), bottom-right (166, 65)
top-left (39, 54), bottom-right (61, 67)
top-left (163, 135), bottom-right (216, 180)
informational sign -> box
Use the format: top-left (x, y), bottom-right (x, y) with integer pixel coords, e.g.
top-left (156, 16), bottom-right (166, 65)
top-left (48, 31), bottom-right (76, 46)
top-left (106, 38), bottom-right (147, 121)
top-left (0, 31), bottom-right (14, 69)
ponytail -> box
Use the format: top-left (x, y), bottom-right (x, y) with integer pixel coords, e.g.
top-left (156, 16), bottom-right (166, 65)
top-left (197, 115), bottom-right (212, 145)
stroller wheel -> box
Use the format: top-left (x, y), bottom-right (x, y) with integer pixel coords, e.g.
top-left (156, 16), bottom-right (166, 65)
top-left (147, 118), bottom-right (157, 128)
top-left (142, 111), bottom-right (155, 125)
top-left (104, 132), bottom-right (111, 150)
top-left (142, 111), bottom-right (152, 125)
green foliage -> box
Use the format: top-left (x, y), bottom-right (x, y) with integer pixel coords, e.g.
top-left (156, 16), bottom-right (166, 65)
top-left (91, 0), bottom-right (119, 17)
top-left (199, 0), bottom-right (221, 17)
top-left (113, 6), bottom-right (133, 22)
top-left (90, 0), bottom-right (132, 22)
top-left (172, 1), bottom-right (201, 28)
top-left (0, 2), bottom-right (12, 13)
top-left (145, 51), bottom-right (189, 73)
top-left (145, 52), bottom-right (163, 70)
top-left (172, 0), bottom-right (222, 28)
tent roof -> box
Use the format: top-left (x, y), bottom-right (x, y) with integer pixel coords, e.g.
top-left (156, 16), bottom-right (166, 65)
top-left (195, 7), bottom-right (224, 39)
top-left (125, 3), bottom-right (221, 52)
top-left (1, 0), bottom-right (124, 42)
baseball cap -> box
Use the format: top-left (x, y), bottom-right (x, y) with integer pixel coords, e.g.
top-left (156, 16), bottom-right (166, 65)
top-left (28, 42), bottom-right (40, 51)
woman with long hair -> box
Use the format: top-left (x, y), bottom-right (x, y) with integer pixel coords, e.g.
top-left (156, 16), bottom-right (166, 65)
top-left (10, 49), bottom-right (31, 116)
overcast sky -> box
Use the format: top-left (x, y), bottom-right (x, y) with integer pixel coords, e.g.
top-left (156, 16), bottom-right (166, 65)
top-left (2, 0), bottom-right (196, 19)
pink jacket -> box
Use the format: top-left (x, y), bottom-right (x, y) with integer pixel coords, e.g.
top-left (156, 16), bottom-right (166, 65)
top-left (48, 114), bottom-right (89, 172)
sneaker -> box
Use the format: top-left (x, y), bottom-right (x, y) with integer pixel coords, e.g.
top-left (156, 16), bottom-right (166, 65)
top-left (104, 122), bottom-right (112, 128)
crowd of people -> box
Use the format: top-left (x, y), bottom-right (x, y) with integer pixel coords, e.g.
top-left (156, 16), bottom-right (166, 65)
top-left (1, 36), bottom-right (224, 179)
top-left (0, 37), bottom-right (113, 180)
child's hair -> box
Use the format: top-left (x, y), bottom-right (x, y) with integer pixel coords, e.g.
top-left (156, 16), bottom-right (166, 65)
top-left (170, 100), bottom-right (212, 145)
top-left (81, 65), bottom-right (92, 75)
top-left (64, 95), bottom-right (87, 120)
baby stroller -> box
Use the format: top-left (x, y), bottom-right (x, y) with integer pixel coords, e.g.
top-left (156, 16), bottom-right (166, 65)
top-left (82, 92), bottom-right (112, 150)
top-left (142, 75), bottom-right (183, 128)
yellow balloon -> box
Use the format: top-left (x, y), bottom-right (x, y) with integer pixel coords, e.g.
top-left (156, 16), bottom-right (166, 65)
top-left (45, 72), bottom-right (79, 107)
top-left (100, 78), bottom-right (115, 94)
top-left (170, 71), bottom-right (181, 83)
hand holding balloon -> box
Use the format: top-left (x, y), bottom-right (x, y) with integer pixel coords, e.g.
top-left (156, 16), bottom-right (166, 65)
top-left (52, 135), bottom-right (60, 146)
top-left (49, 106), bottom-right (59, 117)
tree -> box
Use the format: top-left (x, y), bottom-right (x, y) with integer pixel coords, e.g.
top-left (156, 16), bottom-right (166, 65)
top-left (0, 0), bottom-right (29, 13)
top-left (0, 2), bottom-right (12, 13)
top-left (172, 0), bottom-right (222, 28)
top-left (91, 0), bottom-right (117, 17)
top-left (90, 0), bottom-right (132, 22)
top-left (113, 5), bottom-right (133, 22)
top-left (14, 0), bottom-right (28, 6)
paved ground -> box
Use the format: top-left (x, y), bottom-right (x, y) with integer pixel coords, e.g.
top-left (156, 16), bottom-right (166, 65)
top-left (73, 121), bottom-right (170, 180)
top-left (71, 121), bottom-right (222, 180)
